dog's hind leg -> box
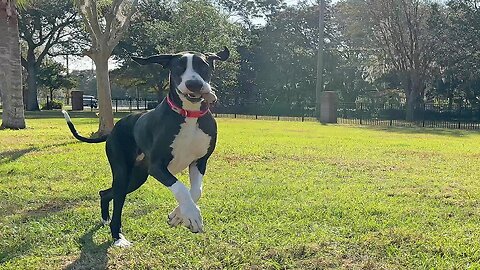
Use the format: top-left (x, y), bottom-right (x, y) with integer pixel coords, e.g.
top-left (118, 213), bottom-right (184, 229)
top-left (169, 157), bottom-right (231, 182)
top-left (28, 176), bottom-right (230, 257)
top-left (99, 164), bottom-right (148, 226)
top-left (126, 164), bottom-right (149, 194)
top-left (100, 188), bottom-right (113, 225)
top-left (110, 171), bottom-right (131, 247)
top-left (109, 164), bottom-right (149, 247)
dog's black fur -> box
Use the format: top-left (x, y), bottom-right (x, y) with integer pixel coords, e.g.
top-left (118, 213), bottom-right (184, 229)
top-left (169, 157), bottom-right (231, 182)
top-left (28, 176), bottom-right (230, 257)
top-left (63, 48), bottom-right (229, 246)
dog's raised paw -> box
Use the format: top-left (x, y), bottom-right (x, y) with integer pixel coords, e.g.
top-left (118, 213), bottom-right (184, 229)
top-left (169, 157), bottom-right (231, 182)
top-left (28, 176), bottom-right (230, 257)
top-left (180, 204), bottom-right (204, 233)
top-left (113, 234), bottom-right (132, 248)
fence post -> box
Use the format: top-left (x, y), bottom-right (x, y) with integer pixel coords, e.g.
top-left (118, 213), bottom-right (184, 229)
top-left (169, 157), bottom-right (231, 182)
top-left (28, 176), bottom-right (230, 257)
top-left (46, 96), bottom-right (50, 110)
top-left (136, 98), bottom-right (140, 110)
top-left (129, 98), bottom-right (132, 112)
top-left (389, 103), bottom-right (393, 126)
top-left (115, 99), bottom-right (118, 113)
top-left (422, 103), bottom-right (426, 127)
top-left (359, 103), bottom-right (363, 125)
top-left (144, 99), bottom-right (147, 110)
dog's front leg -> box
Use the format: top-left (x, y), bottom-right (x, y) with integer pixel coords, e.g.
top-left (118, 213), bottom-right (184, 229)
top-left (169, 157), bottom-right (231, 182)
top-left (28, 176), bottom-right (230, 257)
top-left (150, 165), bottom-right (203, 233)
top-left (189, 161), bottom-right (205, 203)
top-left (168, 161), bottom-right (205, 226)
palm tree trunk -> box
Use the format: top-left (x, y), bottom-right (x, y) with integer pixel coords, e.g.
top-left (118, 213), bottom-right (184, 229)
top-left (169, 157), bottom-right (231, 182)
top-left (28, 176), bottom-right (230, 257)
top-left (0, 1), bottom-right (26, 129)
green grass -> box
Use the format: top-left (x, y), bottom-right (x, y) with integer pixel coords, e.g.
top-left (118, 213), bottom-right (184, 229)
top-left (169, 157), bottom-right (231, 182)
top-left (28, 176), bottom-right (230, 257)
top-left (1, 115), bottom-right (480, 269)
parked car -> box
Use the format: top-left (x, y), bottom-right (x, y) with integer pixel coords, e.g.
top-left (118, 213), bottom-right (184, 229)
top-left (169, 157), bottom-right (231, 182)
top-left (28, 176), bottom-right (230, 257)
top-left (83, 95), bottom-right (98, 108)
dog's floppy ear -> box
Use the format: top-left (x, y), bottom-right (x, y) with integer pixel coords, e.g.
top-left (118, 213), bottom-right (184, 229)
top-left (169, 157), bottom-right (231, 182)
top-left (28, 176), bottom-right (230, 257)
top-left (131, 54), bottom-right (176, 68)
top-left (206, 47), bottom-right (230, 69)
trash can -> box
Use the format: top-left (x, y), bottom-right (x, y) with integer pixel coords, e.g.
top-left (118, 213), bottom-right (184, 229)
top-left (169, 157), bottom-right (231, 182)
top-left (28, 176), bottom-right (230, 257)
top-left (71, 90), bottom-right (84, 111)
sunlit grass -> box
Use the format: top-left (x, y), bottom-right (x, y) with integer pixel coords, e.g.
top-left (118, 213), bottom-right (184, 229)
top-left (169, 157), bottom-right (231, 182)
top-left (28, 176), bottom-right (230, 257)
top-left (1, 115), bottom-right (480, 269)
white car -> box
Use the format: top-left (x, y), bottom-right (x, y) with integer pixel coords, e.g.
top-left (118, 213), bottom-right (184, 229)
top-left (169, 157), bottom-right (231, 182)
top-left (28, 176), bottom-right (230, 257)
top-left (83, 95), bottom-right (98, 108)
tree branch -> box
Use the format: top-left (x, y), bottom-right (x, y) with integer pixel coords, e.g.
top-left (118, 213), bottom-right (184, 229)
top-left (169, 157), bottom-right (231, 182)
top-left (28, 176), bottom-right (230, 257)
top-left (108, 0), bottom-right (139, 52)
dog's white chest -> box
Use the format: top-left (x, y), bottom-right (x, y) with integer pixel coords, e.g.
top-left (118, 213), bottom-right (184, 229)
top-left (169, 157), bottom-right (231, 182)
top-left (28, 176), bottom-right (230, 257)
top-left (168, 118), bottom-right (211, 175)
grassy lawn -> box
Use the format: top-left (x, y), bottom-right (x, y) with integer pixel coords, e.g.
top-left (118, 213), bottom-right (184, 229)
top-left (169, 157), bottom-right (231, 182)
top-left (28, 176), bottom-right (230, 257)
top-left (1, 114), bottom-right (480, 269)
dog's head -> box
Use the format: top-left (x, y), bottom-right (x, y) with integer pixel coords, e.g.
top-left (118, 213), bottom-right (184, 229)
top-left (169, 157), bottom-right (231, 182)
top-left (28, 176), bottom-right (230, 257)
top-left (132, 47), bottom-right (229, 103)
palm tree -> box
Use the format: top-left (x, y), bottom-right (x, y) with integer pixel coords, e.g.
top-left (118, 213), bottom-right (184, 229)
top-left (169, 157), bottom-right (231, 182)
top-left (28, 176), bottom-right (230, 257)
top-left (0, 0), bottom-right (26, 129)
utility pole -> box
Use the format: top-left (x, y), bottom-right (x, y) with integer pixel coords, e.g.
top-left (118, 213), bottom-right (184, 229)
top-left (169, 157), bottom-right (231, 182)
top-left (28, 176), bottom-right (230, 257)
top-left (316, 0), bottom-right (326, 119)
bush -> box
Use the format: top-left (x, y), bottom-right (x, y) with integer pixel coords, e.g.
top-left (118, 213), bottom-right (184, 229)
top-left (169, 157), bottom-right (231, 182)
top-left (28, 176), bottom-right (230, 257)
top-left (41, 100), bottom-right (63, 110)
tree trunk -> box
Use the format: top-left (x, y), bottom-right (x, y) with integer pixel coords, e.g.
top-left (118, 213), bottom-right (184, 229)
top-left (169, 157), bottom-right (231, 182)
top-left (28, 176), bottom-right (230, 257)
top-left (0, 3), bottom-right (26, 129)
top-left (405, 72), bottom-right (423, 122)
top-left (405, 90), bottom-right (416, 122)
top-left (93, 54), bottom-right (114, 135)
top-left (25, 59), bottom-right (40, 111)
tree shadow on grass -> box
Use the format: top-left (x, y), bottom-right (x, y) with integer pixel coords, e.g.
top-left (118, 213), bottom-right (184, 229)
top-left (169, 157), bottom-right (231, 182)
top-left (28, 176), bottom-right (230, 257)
top-left (365, 125), bottom-right (476, 137)
top-left (0, 147), bottom-right (38, 164)
top-left (18, 110), bottom-right (130, 119)
top-left (0, 198), bottom-right (89, 265)
top-left (0, 141), bottom-right (79, 165)
top-left (64, 224), bottom-right (110, 270)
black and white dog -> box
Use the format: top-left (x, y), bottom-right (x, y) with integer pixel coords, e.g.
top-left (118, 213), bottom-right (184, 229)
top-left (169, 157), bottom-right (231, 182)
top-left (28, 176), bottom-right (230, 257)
top-left (62, 47), bottom-right (229, 247)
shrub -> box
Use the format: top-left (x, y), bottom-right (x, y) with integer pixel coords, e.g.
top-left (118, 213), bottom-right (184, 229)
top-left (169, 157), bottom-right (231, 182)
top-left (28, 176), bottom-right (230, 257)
top-left (41, 100), bottom-right (63, 110)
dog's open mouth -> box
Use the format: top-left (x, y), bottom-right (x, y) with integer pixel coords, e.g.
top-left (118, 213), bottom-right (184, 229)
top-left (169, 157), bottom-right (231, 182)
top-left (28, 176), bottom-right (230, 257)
top-left (177, 89), bottom-right (204, 102)
top-left (186, 93), bottom-right (201, 99)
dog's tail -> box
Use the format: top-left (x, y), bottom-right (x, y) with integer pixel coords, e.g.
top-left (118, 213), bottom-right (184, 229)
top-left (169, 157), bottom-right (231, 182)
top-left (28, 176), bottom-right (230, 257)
top-left (62, 110), bottom-right (108, 143)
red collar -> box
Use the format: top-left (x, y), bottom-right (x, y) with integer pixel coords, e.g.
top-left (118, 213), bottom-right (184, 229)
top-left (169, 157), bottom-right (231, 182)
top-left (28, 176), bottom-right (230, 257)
top-left (166, 95), bottom-right (209, 118)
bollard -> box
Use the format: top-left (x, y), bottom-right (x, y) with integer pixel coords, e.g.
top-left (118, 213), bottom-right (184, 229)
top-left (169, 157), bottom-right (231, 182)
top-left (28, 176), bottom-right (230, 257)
top-left (320, 91), bottom-right (338, 124)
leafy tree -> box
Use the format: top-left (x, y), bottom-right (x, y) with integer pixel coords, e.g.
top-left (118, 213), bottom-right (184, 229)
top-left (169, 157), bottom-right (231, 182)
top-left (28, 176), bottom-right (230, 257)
top-left (216, 0), bottom-right (286, 28)
top-left (0, 0), bottom-right (26, 129)
top-left (367, 0), bottom-right (439, 120)
top-left (37, 60), bottom-right (77, 109)
top-left (252, 2), bottom-right (328, 113)
top-left (18, 0), bottom-right (85, 111)
top-left (330, 0), bottom-right (377, 103)
top-left (112, 0), bottom-right (173, 101)
top-left (76, 0), bottom-right (138, 135)
top-left (428, 1), bottom-right (480, 108)
top-left (114, 0), bottom-right (242, 104)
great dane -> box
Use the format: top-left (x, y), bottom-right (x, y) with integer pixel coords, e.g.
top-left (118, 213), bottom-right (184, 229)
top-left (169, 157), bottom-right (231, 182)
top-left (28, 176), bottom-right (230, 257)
top-left (62, 47), bottom-right (229, 247)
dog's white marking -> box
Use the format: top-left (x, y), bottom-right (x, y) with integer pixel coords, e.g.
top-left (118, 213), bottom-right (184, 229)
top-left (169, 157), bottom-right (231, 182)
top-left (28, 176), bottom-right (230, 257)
top-left (189, 163), bottom-right (203, 203)
top-left (101, 218), bottom-right (110, 226)
top-left (113, 233), bottom-right (132, 248)
top-left (62, 110), bottom-right (71, 122)
top-left (168, 164), bottom-right (203, 227)
top-left (168, 181), bottom-right (203, 232)
top-left (168, 206), bottom-right (182, 227)
top-left (177, 54), bottom-right (212, 97)
top-left (178, 93), bottom-right (203, 111)
top-left (168, 118), bottom-right (210, 175)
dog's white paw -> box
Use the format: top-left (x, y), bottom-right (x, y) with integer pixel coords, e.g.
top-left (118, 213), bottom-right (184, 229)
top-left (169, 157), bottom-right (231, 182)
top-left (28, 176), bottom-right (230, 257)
top-left (168, 206), bottom-right (183, 227)
top-left (101, 218), bottom-right (110, 226)
top-left (113, 234), bottom-right (132, 248)
top-left (180, 204), bottom-right (204, 233)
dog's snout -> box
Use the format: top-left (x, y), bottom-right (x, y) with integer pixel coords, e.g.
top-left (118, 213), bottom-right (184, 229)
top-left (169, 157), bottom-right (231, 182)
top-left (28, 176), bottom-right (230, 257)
top-left (185, 80), bottom-right (204, 92)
